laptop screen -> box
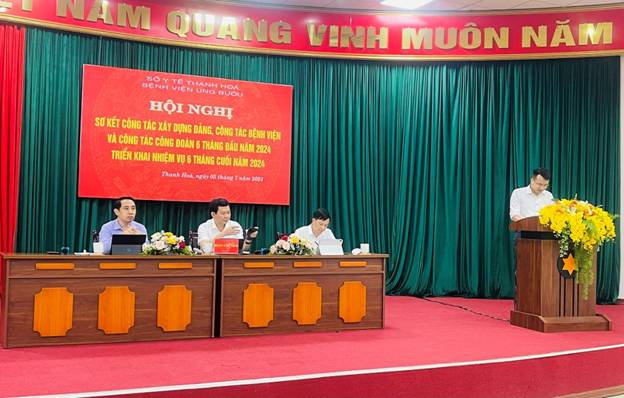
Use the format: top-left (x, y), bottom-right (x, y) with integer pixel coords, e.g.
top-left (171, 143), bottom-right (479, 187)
top-left (318, 239), bottom-right (344, 255)
top-left (111, 234), bottom-right (146, 255)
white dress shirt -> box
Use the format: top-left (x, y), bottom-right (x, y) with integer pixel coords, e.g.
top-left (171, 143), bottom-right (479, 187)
top-left (197, 219), bottom-right (244, 253)
top-left (293, 224), bottom-right (336, 246)
top-left (509, 185), bottom-right (554, 220)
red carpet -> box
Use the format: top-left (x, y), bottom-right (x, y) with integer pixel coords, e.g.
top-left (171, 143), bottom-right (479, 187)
top-left (1, 296), bottom-right (624, 397)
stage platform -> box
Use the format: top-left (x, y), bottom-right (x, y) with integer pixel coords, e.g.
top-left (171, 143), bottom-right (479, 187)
top-left (1, 296), bottom-right (624, 398)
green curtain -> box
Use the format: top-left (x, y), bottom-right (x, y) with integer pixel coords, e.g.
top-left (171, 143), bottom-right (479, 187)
top-left (18, 27), bottom-right (620, 302)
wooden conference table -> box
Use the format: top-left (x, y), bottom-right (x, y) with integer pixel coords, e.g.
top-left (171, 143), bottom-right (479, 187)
top-left (1, 253), bottom-right (386, 348)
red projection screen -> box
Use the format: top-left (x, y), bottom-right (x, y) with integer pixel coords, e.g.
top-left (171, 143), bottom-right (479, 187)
top-left (78, 65), bottom-right (293, 205)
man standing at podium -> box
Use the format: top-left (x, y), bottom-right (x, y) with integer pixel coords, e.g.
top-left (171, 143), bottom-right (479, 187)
top-left (509, 167), bottom-right (554, 221)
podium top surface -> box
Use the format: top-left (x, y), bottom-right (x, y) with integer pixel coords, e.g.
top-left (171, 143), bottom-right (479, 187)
top-left (509, 216), bottom-right (551, 232)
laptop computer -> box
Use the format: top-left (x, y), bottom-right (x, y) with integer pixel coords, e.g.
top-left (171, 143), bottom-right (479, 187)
top-left (318, 239), bottom-right (344, 255)
top-left (111, 234), bottom-right (146, 255)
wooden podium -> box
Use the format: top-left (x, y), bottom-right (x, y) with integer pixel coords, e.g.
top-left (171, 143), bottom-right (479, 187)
top-left (510, 217), bottom-right (611, 332)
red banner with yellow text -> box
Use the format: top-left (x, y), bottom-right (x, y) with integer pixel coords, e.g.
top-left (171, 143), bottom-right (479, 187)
top-left (0, 0), bottom-right (622, 60)
top-left (78, 65), bottom-right (293, 205)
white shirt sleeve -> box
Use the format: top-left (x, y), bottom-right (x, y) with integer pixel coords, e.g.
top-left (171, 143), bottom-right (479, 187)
top-left (197, 221), bottom-right (210, 245)
top-left (229, 221), bottom-right (244, 239)
top-left (293, 226), bottom-right (306, 239)
top-left (509, 189), bottom-right (521, 220)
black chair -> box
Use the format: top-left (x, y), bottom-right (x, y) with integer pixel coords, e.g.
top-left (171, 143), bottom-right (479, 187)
top-left (188, 230), bottom-right (199, 249)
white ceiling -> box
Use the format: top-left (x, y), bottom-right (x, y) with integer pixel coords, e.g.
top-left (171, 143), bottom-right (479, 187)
top-left (225, 0), bottom-right (624, 11)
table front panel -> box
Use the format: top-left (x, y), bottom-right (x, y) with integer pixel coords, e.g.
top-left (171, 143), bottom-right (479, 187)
top-left (220, 255), bottom-right (385, 336)
top-left (2, 256), bottom-right (216, 347)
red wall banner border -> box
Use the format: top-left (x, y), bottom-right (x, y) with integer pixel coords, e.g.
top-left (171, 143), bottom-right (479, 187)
top-left (0, 0), bottom-right (623, 60)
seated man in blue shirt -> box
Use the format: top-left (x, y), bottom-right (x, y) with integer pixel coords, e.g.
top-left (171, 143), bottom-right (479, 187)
top-left (98, 197), bottom-right (148, 254)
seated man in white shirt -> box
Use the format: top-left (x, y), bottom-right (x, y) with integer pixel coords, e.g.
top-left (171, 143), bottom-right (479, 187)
top-left (197, 198), bottom-right (254, 254)
top-left (294, 208), bottom-right (336, 251)
top-left (509, 167), bottom-right (554, 221)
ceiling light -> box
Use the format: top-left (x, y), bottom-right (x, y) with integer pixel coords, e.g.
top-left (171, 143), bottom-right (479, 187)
top-left (380, 0), bottom-right (434, 9)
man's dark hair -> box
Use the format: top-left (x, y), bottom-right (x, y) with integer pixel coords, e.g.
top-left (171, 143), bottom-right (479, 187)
top-left (532, 167), bottom-right (551, 181)
top-left (209, 197), bottom-right (230, 215)
top-left (312, 208), bottom-right (331, 221)
top-left (113, 196), bottom-right (136, 210)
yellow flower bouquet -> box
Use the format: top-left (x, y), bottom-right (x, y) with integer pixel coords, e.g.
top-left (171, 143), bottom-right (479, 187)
top-left (538, 199), bottom-right (616, 298)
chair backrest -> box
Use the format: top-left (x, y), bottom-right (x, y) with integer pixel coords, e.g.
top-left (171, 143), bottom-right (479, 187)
top-left (188, 230), bottom-right (199, 249)
top-left (276, 232), bottom-right (289, 241)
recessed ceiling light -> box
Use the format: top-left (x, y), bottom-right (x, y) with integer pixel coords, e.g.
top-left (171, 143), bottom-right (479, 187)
top-left (380, 0), bottom-right (434, 9)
